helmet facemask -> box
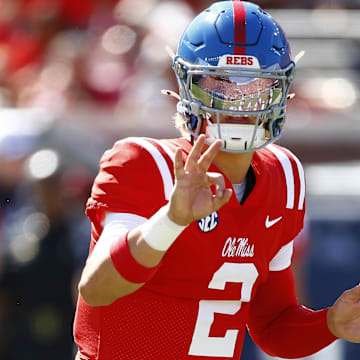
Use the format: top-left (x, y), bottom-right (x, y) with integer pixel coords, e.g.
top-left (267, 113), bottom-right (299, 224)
top-left (174, 56), bottom-right (295, 153)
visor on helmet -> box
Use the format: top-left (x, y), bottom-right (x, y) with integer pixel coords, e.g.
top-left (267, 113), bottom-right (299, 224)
top-left (191, 75), bottom-right (282, 117)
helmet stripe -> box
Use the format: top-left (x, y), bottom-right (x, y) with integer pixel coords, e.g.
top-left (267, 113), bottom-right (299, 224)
top-left (232, 0), bottom-right (246, 55)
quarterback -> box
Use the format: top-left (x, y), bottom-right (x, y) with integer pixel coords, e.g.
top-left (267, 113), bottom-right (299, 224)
top-left (73, 1), bottom-right (360, 359)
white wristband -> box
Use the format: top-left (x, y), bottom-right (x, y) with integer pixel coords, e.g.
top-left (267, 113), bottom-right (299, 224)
top-left (140, 204), bottom-right (187, 251)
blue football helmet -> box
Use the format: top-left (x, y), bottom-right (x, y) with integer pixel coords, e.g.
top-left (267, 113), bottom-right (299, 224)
top-left (173, 0), bottom-right (296, 153)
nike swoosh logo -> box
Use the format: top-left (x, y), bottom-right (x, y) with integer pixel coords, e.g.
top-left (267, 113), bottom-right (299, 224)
top-left (265, 215), bottom-right (283, 228)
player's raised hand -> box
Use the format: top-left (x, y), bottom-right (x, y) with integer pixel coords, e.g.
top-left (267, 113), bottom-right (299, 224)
top-left (327, 283), bottom-right (360, 343)
top-left (168, 134), bottom-right (232, 226)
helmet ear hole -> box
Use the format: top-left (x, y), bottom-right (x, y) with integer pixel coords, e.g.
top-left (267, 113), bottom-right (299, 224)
top-left (186, 113), bottom-right (199, 131)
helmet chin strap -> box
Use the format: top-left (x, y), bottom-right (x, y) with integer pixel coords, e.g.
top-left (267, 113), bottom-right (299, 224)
top-left (205, 122), bottom-right (266, 151)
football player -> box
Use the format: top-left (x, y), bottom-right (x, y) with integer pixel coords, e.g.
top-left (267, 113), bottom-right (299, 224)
top-left (73, 1), bottom-right (360, 359)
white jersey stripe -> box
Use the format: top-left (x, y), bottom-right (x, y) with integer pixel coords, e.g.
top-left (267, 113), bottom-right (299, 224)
top-left (104, 212), bottom-right (148, 228)
top-left (269, 240), bottom-right (294, 271)
top-left (286, 149), bottom-right (305, 210)
top-left (267, 144), bottom-right (295, 209)
top-left (116, 138), bottom-right (174, 200)
top-left (147, 138), bottom-right (176, 163)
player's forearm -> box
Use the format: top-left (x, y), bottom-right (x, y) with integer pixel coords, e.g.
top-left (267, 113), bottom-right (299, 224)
top-left (247, 268), bottom-right (337, 358)
top-left (78, 227), bottom-right (166, 306)
top-left (249, 305), bottom-right (337, 358)
top-left (78, 258), bottom-right (142, 307)
top-left (79, 206), bottom-right (187, 306)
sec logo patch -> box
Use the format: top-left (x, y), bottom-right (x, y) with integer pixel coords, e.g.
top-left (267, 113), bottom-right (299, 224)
top-left (198, 211), bottom-right (219, 232)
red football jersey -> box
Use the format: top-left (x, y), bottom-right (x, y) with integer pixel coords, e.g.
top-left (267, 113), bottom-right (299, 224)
top-left (74, 137), bottom-right (305, 360)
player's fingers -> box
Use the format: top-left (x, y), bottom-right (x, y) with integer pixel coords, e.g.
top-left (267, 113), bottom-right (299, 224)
top-left (207, 172), bottom-right (232, 209)
top-left (198, 140), bottom-right (222, 171)
top-left (174, 148), bottom-right (185, 179)
top-left (345, 283), bottom-right (360, 301)
top-left (207, 172), bottom-right (226, 192)
top-left (185, 134), bottom-right (206, 169)
top-left (213, 188), bottom-right (233, 211)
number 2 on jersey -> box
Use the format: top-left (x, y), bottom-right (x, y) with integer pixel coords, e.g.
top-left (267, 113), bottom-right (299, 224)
top-left (189, 263), bottom-right (259, 357)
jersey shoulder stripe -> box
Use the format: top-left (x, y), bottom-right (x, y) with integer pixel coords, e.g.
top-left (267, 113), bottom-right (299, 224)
top-left (145, 138), bottom-right (176, 185)
top-left (267, 144), bottom-right (295, 209)
top-left (281, 147), bottom-right (305, 211)
top-left (266, 144), bottom-right (305, 211)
